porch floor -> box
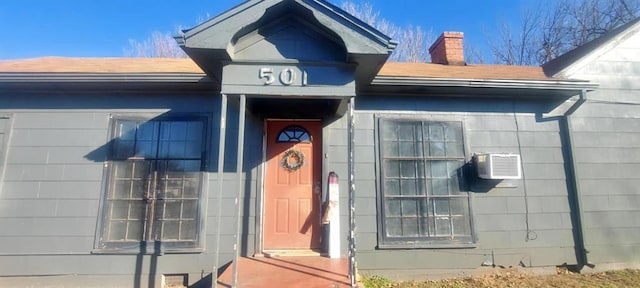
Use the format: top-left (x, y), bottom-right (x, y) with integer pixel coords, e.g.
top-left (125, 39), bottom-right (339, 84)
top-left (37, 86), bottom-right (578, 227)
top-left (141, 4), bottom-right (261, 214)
top-left (217, 256), bottom-right (351, 288)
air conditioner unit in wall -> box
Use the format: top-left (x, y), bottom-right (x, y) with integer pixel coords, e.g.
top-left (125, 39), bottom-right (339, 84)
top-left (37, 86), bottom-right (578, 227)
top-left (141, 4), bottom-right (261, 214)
top-left (475, 153), bottom-right (522, 179)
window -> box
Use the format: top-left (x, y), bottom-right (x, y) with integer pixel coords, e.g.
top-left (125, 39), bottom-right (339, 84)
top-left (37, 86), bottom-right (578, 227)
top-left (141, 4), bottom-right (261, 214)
top-left (378, 118), bottom-right (473, 246)
top-left (277, 125), bottom-right (311, 143)
top-left (98, 118), bottom-right (205, 251)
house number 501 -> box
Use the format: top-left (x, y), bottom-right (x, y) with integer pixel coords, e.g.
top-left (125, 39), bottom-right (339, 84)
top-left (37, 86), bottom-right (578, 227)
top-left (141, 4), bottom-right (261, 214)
top-left (259, 68), bottom-right (308, 86)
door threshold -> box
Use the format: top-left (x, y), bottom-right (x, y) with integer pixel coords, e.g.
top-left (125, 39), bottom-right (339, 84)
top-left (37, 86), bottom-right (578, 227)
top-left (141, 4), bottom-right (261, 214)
top-left (259, 249), bottom-right (324, 257)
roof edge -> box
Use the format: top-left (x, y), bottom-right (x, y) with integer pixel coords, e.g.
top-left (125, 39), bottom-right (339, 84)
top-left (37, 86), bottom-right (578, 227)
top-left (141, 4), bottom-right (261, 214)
top-left (372, 76), bottom-right (598, 91)
top-left (0, 73), bottom-right (210, 83)
top-left (543, 17), bottom-right (640, 77)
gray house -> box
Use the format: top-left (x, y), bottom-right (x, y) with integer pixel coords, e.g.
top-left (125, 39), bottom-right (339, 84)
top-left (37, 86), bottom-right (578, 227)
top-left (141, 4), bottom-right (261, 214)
top-left (0, 0), bottom-right (638, 286)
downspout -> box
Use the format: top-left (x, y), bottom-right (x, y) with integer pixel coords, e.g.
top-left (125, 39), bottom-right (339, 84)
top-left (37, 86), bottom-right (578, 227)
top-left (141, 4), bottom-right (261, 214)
top-left (562, 89), bottom-right (592, 270)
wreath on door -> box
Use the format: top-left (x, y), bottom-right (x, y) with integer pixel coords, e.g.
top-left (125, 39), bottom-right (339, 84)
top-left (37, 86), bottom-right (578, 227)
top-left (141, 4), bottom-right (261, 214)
top-left (281, 149), bottom-right (305, 171)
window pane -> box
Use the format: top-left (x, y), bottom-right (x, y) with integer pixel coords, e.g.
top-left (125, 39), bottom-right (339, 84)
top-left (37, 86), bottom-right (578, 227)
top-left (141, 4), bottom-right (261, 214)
top-left (386, 218), bottom-right (402, 237)
top-left (445, 122), bottom-right (463, 142)
top-left (399, 141), bottom-right (417, 157)
top-left (163, 201), bottom-right (182, 219)
top-left (446, 142), bottom-right (464, 157)
top-left (183, 179), bottom-right (200, 198)
top-left (186, 122), bottom-right (204, 141)
top-left (402, 199), bottom-right (418, 216)
top-left (429, 124), bottom-right (445, 141)
top-left (384, 180), bottom-right (400, 196)
top-left (400, 160), bottom-right (417, 178)
top-left (127, 221), bottom-right (144, 241)
top-left (382, 121), bottom-right (398, 141)
top-left (137, 122), bottom-right (159, 141)
top-left (182, 200), bottom-right (198, 219)
top-left (169, 122), bottom-right (188, 141)
top-left (429, 161), bottom-right (448, 178)
top-left (419, 199), bottom-right (431, 217)
top-left (431, 179), bottom-right (449, 196)
top-left (114, 122), bottom-right (137, 159)
top-left (114, 161), bottom-right (133, 178)
top-left (383, 141), bottom-right (399, 157)
top-left (435, 218), bottom-right (452, 236)
top-left (161, 220), bottom-right (179, 240)
top-left (429, 141), bottom-right (446, 157)
top-left (453, 216), bottom-right (471, 236)
top-left (402, 218), bottom-right (419, 237)
top-left (419, 217), bottom-right (434, 236)
top-left (180, 220), bottom-right (197, 240)
top-left (114, 180), bottom-right (132, 199)
top-left (277, 125), bottom-right (311, 143)
top-left (385, 160), bottom-right (400, 178)
top-left (107, 221), bottom-right (126, 241)
top-left (400, 179), bottom-right (417, 196)
top-left (433, 199), bottom-right (450, 216)
top-left (134, 161), bottom-right (151, 177)
top-left (397, 123), bottom-right (416, 141)
top-left (450, 198), bottom-right (469, 216)
top-left (110, 200), bottom-right (131, 219)
top-left (385, 199), bottom-right (402, 216)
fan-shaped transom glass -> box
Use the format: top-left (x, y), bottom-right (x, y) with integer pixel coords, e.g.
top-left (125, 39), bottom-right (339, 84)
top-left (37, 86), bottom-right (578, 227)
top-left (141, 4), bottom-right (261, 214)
top-left (277, 125), bottom-right (311, 143)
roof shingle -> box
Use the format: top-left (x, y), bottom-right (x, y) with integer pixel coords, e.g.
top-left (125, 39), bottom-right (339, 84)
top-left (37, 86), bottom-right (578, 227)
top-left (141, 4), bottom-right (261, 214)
top-left (0, 57), bottom-right (558, 81)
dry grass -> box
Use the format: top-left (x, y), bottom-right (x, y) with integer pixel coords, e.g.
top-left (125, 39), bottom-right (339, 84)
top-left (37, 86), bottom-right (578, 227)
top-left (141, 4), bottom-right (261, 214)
top-left (363, 269), bottom-right (640, 288)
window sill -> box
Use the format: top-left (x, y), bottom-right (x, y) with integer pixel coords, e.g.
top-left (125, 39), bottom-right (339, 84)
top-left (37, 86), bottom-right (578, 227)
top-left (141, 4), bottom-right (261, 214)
top-left (377, 243), bottom-right (477, 250)
top-left (91, 248), bottom-right (204, 255)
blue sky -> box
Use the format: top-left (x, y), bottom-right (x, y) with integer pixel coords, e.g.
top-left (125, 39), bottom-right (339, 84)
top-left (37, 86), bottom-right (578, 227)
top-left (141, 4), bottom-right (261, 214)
top-left (0, 0), bottom-right (536, 60)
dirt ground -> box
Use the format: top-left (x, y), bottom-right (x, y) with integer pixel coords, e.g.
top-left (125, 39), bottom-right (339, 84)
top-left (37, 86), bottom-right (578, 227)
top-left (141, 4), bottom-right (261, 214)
top-left (367, 269), bottom-right (640, 288)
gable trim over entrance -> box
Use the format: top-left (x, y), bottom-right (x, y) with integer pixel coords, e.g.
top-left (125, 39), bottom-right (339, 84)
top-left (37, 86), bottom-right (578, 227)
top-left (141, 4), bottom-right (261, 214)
top-left (176, 0), bottom-right (396, 89)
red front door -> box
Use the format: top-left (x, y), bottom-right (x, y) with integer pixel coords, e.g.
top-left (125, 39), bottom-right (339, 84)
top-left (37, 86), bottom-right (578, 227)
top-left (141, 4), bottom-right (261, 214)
top-left (264, 120), bottom-right (321, 250)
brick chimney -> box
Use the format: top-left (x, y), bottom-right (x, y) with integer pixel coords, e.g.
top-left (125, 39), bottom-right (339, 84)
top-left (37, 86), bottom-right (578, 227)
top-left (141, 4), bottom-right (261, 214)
top-left (428, 32), bottom-right (465, 65)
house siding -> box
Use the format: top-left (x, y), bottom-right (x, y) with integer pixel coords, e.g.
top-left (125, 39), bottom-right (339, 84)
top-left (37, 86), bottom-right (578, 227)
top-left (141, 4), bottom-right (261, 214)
top-left (0, 93), bottom-right (262, 287)
top-left (565, 31), bottom-right (640, 267)
top-left (352, 96), bottom-right (577, 279)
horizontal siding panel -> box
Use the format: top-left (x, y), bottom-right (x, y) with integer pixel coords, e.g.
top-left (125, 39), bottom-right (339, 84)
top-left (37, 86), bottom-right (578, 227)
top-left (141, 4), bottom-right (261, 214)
top-left (575, 102), bottom-right (640, 119)
top-left (578, 163), bottom-right (640, 179)
top-left (10, 129), bottom-right (108, 147)
top-left (571, 116), bottom-right (640, 133)
top-left (3, 164), bottom-right (103, 181)
top-left (585, 227), bottom-right (640, 246)
top-left (573, 132), bottom-right (640, 148)
top-left (520, 147), bottom-right (565, 164)
top-left (522, 163), bottom-right (566, 180)
top-left (582, 194), bottom-right (640, 212)
top-left (0, 218), bottom-right (96, 237)
top-left (525, 196), bottom-right (571, 213)
top-left (13, 112), bottom-right (109, 129)
top-left (467, 131), bottom-right (518, 147)
top-left (580, 179), bottom-right (640, 196)
top-left (523, 179), bottom-right (569, 196)
top-left (0, 237), bottom-right (95, 255)
top-left (583, 211), bottom-right (640, 229)
top-left (466, 115), bottom-right (517, 131)
top-left (575, 148), bottom-right (640, 163)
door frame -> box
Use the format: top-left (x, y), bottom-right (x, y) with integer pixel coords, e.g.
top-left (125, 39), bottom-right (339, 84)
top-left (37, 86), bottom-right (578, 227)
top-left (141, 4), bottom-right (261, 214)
top-left (257, 118), bottom-right (324, 253)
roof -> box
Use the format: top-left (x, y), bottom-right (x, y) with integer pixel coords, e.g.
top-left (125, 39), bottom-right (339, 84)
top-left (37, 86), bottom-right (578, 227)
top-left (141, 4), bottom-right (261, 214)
top-left (0, 57), bottom-right (204, 74)
top-left (0, 57), bottom-right (556, 81)
top-left (379, 62), bottom-right (554, 81)
top-left (0, 57), bottom-right (596, 97)
top-left (543, 17), bottom-right (640, 77)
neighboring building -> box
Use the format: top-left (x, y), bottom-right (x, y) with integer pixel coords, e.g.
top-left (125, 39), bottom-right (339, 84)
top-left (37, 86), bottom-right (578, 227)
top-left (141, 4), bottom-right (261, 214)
top-left (0, 0), bottom-right (637, 286)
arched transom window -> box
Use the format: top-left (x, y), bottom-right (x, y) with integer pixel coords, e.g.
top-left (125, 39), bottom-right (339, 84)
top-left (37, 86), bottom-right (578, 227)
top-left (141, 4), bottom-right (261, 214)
top-left (277, 125), bottom-right (311, 143)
